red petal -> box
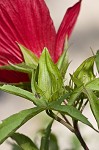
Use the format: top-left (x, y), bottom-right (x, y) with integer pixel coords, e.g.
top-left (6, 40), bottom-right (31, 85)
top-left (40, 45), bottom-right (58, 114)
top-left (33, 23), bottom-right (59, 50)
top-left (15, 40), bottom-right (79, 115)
top-left (55, 0), bottom-right (82, 62)
top-left (0, 0), bottom-right (56, 83)
top-left (0, 0), bottom-right (56, 64)
top-left (0, 70), bottom-right (29, 83)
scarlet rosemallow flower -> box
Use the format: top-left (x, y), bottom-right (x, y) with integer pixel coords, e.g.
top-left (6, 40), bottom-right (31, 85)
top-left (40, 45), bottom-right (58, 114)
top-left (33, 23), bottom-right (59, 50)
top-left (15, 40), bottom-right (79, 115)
top-left (0, 0), bottom-right (81, 83)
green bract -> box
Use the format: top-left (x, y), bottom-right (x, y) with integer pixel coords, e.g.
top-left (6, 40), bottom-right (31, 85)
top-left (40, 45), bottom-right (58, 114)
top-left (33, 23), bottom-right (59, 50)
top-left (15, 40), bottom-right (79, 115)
top-left (57, 39), bottom-right (69, 78)
top-left (95, 50), bottom-right (99, 73)
top-left (18, 43), bottom-right (39, 69)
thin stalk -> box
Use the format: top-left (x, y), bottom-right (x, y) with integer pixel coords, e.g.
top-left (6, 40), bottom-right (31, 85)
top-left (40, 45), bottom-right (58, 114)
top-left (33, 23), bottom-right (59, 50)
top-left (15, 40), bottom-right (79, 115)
top-left (73, 120), bottom-right (89, 150)
top-left (46, 110), bottom-right (75, 133)
top-left (46, 110), bottom-right (89, 150)
top-left (61, 114), bottom-right (72, 126)
top-left (81, 100), bottom-right (88, 112)
top-left (78, 99), bottom-right (83, 110)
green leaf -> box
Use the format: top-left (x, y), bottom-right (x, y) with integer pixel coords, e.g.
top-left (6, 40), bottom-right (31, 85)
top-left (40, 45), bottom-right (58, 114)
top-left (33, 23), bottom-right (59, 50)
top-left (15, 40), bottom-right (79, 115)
top-left (0, 85), bottom-right (46, 106)
top-left (37, 48), bottom-right (63, 101)
top-left (86, 78), bottom-right (99, 91)
top-left (18, 43), bottom-right (38, 69)
top-left (57, 39), bottom-right (69, 77)
top-left (49, 105), bottom-right (93, 129)
top-left (40, 121), bottom-right (53, 150)
top-left (11, 133), bottom-right (38, 150)
top-left (95, 50), bottom-right (99, 73)
top-left (0, 107), bottom-right (44, 144)
top-left (83, 89), bottom-right (99, 128)
top-left (73, 56), bottom-right (95, 85)
top-left (49, 133), bottom-right (59, 150)
top-left (71, 135), bottom-right (81, 150)
top-left (68, 86), bottom-right (84, 105)
top-left (11, 143), bottom-right (22, 150)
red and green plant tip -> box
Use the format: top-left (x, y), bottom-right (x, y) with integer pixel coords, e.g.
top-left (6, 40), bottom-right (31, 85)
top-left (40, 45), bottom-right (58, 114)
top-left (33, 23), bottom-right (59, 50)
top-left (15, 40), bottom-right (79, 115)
top-left (0, 0), bottom-right (81, 83)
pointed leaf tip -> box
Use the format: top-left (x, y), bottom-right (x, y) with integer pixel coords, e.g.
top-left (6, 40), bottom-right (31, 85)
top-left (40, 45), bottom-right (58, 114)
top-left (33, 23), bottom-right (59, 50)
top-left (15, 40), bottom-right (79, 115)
top-left (0, 107), bottom-right (44, 144)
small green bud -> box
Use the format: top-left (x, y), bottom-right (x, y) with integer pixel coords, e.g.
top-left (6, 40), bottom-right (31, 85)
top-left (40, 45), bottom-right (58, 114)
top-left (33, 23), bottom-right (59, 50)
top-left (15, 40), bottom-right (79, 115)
top-left (73, 56), bottom-right (95, 85)
top-left (31, 48), bottom-right (63, 101)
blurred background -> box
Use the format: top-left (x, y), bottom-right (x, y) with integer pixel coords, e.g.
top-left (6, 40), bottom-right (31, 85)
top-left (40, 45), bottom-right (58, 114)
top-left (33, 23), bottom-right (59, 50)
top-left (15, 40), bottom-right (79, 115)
top-left (0, 0), bottom-right (99, 149)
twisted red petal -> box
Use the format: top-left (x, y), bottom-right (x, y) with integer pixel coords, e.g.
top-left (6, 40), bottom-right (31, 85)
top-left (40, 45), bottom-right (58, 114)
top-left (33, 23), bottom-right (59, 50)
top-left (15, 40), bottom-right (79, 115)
top-left (0, 0), bottom-right (56, 83)
top-left (55, 0), bottom-right (82, 62)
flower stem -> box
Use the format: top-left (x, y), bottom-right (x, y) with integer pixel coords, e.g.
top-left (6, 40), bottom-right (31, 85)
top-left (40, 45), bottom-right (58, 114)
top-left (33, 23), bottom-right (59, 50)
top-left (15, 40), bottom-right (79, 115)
top-left (46, 110), bottom-right (75, 133)
top-left (73, 120), bottom-right (89, 150)
top-left (61, 114), bottom-right (72, 126)
top-left (46, 110), bottom-right (89, 150)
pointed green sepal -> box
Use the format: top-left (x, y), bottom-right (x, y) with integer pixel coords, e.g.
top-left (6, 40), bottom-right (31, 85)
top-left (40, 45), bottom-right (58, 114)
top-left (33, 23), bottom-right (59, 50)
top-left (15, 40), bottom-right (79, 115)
top-left (18, 43), bottom-right (38, 69)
